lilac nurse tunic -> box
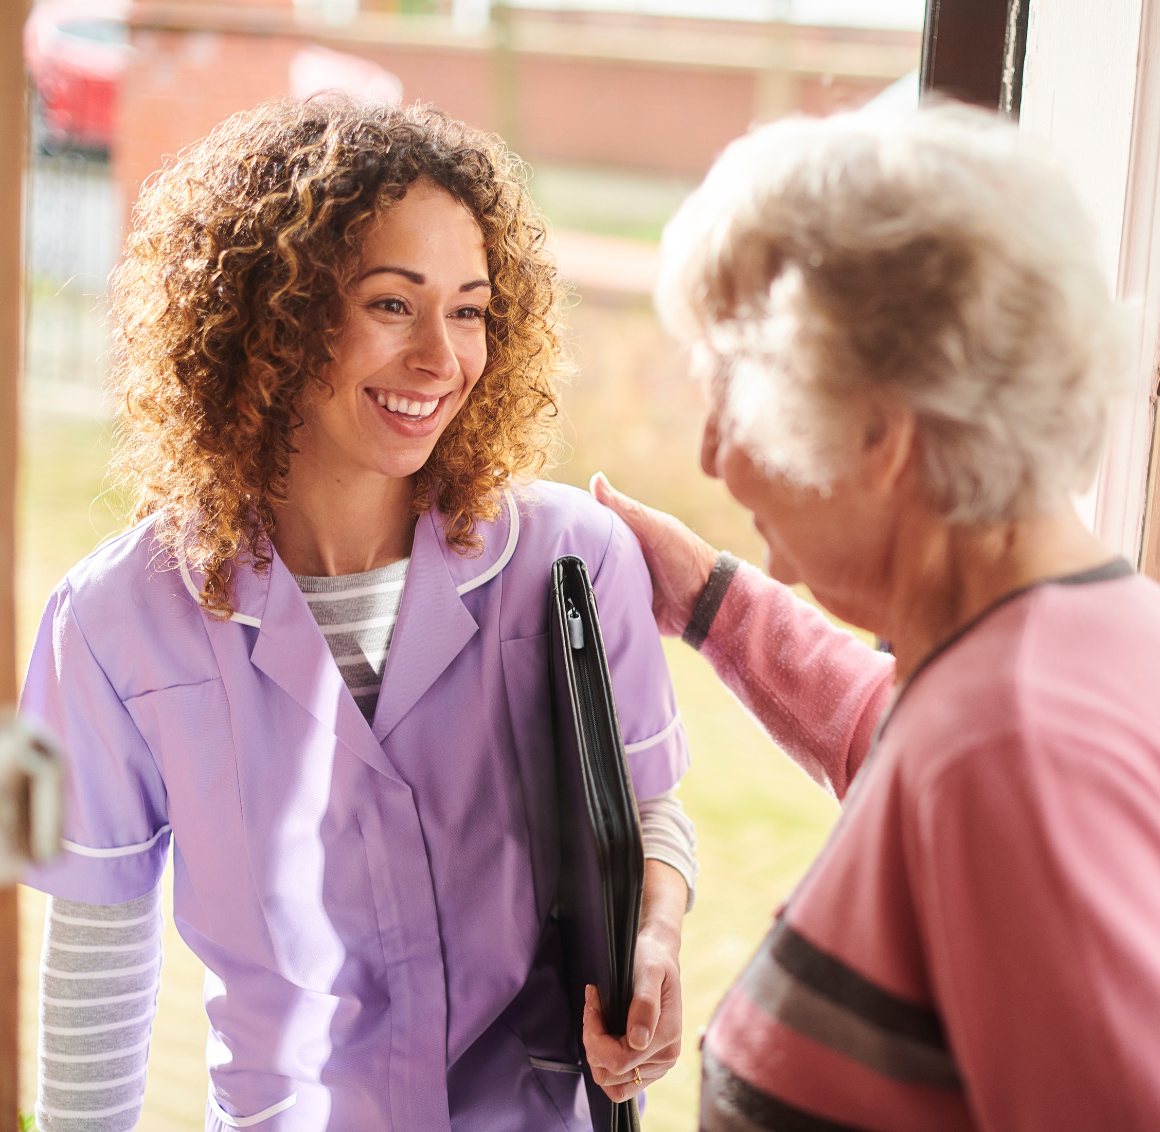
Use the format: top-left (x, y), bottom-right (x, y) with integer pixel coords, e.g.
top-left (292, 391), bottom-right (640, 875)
top-left (20, 481), bottom-right (689, 1131)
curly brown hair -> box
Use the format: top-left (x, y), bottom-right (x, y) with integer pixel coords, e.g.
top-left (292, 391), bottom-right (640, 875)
top-left (110, 96), bottom-right (565, 616)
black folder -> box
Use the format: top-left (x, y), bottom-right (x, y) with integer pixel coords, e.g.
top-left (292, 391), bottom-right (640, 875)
top-left (550, 555), bottom-right (644, 1132)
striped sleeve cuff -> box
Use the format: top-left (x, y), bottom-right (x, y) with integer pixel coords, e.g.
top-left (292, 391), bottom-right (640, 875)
top-left (37, 886), bottom-right (163, 1132)
top-left (638, 788), bottom-right (699, 912)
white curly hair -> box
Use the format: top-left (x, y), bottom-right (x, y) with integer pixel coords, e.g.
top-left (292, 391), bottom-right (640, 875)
top-left (656, 104), bottom-right (1131, 521)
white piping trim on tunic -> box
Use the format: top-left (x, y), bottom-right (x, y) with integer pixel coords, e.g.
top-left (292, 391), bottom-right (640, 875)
top-left (180, 559), bottom-right (262, 628)
top-left (209, 1091), bottom-right (298, 1127)
top-left (179, 488), bottom-right (515, 621)
top-left (623, 711), bottom-right (682, 755)
top-left (456, 490), bottom-right (519, 596)
top-left (62, 825), bottom-right (171, 859)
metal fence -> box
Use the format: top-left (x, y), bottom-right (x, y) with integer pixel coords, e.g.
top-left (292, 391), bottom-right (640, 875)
top-left (23, 150), bottom-right (119, 415)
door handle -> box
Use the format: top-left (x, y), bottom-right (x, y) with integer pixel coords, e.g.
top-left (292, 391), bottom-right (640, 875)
top-left (0, 713), bottom-right (64, 885)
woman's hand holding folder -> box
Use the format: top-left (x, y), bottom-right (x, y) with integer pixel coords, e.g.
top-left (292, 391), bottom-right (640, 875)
top-left (582, 859), bottom-right (688, 1101)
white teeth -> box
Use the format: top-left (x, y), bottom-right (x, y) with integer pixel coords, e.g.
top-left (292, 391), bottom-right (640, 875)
top-left (377, 393), bottom-right (440, 418)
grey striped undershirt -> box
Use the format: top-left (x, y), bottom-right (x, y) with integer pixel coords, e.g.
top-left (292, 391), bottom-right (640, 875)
top-left (292, 558), bottom-right (410, 722)
top-left (35, 559), bottom-right (698, 1129)
top-left (36, 887), bottom-right (162, 1132)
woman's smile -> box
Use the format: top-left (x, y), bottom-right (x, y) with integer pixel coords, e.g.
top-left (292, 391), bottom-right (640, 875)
top-left (366, 386), bottom-right (453, 437)
top-left (369, 388), bottom-right (442, 419)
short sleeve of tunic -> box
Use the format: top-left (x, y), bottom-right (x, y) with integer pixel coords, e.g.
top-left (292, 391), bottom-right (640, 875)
top-left (590, 511), bottom-right (690, 801)
top-left (19, 581), bottom-right (171, 903)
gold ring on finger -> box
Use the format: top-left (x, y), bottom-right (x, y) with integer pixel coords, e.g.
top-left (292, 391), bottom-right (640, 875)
top-left (633, 1067), bottom-right (642, 1086)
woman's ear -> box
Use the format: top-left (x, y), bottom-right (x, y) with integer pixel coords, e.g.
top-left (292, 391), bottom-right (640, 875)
top-left (861, 398), bottom-right (916, 497)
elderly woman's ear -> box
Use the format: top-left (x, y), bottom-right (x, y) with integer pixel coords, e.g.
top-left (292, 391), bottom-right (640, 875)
top-left (860, 398), bottom-right (917, 501)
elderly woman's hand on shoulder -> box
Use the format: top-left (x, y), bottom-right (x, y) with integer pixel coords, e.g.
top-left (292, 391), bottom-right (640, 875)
top-left (590, 471), bottom-right (718, 638)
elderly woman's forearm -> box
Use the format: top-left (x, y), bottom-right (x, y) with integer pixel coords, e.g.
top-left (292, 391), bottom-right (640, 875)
top-left (696, 560), bottom-right (894, 799)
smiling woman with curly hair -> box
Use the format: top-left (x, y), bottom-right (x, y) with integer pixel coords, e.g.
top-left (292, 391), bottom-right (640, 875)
top-left (20, 97), bottom-right (694, 1132)
top-left (112, 98), bottom-right (562, 616)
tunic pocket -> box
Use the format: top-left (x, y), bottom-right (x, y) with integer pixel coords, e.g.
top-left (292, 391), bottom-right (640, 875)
top-left (529, 1057), bottom-right (582, 1074)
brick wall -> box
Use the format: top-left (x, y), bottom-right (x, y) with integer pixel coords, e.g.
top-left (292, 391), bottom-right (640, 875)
top-left (115, 2), bottom-right (919, 220)
top-left (118, 28), bottom-right (296, 212)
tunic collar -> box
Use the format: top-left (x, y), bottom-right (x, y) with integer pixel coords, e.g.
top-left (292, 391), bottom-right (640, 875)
top-left (178, 488), bottom-right (521, 761)
top-left (178, 488), bottom-right (520, 628)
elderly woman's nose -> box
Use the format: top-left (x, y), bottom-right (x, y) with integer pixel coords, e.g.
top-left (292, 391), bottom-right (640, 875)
top-left (695, 353), bottom-right (732, 478)
top-left (700, 420), bottom-right (720, 478)
top-left (700, 397), bottom-right (726, 478)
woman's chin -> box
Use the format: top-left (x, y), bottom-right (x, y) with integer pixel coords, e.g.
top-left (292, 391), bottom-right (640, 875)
top-left (372, 455), bottom-right (431, 482)
top-left (761, 546), bottom-right (800, 587)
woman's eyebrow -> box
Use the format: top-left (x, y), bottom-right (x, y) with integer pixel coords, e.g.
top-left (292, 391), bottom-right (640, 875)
top-left (358, 265), bottom-right (491, 293)
top-left (359, 265), bottom-right (424, 284)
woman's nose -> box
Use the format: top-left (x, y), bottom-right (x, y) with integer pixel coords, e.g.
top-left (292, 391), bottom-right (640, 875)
top-left (409, 310), bottom-right (459, 381)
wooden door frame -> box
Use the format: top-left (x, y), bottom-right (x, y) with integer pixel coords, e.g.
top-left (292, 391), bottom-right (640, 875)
top-left (1134, 0), bottom-right (1160, 581)
top-left (920, 0), bottom-right (1028, 114)
top-left (1094, 0), bottom-right (1160, 574)
top-left (1143, 415), bottom-right (1160, 578)
top-left (1, 1), bottom-right (29, 1128)
top-left (1021, 0), bottom-right (1160, 570)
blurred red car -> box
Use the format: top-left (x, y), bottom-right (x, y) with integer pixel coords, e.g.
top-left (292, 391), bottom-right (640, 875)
top-left (24, 0), bottom-right (131, 154)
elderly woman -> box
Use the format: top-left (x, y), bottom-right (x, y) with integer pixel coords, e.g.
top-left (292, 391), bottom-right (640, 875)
top-left (592, 105), bottom-right (1160, 1130)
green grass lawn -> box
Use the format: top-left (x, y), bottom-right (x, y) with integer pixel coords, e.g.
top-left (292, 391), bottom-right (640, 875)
top-left (15, 299), bottom-right (841, 1128)
top-left (528, 163), bottom-right (697, 245)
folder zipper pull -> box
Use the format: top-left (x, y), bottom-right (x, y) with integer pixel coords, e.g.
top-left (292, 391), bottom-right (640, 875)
top-left (566, 601), bottom-right (585, 650)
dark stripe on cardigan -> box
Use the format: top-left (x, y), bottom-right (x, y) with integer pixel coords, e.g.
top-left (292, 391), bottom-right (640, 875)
top-left (771, 919), bottom-right (948, 1049)
top-left (700, 1046), bottom-right (879, 1132)
top-left (682, 552), bottom-right (741, 650)
top-left (741, 934), bottom-right (961, 1087)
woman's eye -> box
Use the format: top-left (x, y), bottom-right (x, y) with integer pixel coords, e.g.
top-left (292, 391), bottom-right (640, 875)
top-left (451, 306), bottom-right (485, 321)
top-left (373, 298), bottom-right (408, 315)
